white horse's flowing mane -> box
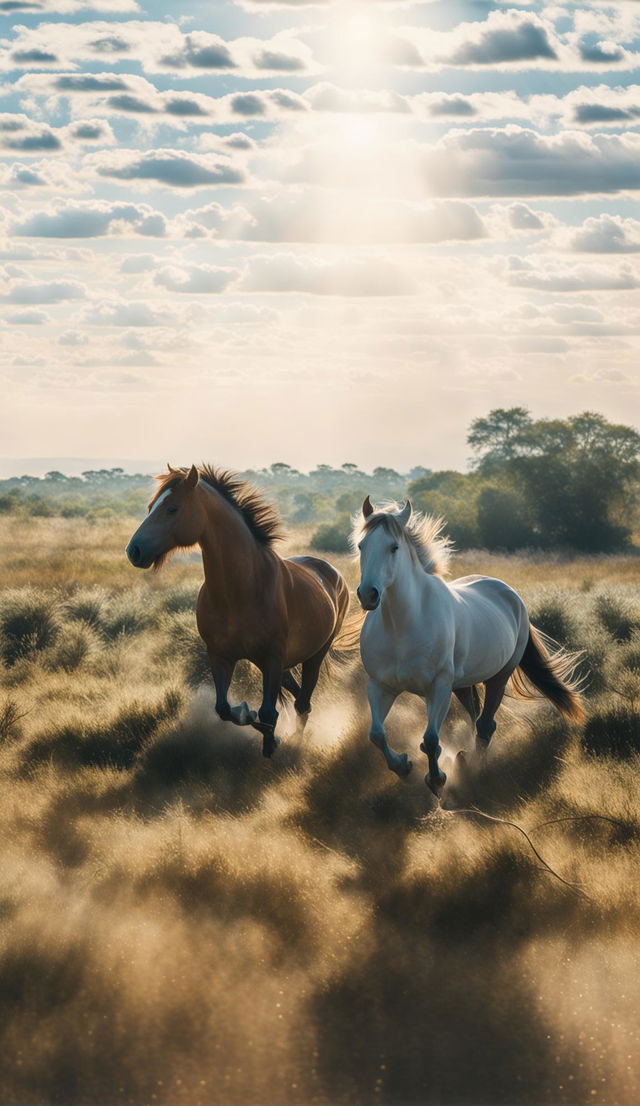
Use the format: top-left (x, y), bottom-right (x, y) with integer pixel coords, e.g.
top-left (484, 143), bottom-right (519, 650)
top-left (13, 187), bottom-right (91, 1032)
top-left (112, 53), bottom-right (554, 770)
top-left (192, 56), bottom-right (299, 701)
top-left (352, 504), bottom-right (452, 577)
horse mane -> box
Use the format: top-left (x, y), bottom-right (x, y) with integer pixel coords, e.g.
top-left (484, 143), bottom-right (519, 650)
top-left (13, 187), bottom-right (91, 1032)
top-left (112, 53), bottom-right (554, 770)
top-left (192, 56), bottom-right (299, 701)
top-left (353, 505), bottom-right (452, 577)
top-left (154, 465), bottom-right (283, 547)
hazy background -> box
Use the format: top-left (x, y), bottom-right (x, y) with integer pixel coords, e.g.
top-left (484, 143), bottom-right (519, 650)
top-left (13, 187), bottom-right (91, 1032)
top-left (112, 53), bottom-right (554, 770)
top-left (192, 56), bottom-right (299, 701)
top-left (1, 0), bottom-right (639, 472)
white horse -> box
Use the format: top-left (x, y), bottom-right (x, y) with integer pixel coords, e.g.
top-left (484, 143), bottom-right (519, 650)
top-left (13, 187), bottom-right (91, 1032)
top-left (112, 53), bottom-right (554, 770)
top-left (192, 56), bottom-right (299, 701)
top-left (354, 497), bottom-right (584, 796)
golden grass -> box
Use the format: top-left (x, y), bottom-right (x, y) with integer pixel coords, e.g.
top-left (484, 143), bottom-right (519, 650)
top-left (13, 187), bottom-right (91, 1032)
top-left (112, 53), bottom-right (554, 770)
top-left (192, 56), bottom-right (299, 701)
top-left (0, 516), bottom-right (639, 1105)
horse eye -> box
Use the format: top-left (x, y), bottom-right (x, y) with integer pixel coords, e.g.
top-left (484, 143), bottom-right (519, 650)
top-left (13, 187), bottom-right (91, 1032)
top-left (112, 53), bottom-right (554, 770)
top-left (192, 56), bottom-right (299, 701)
top-left (391, 543), bottom-right (399, 553)
top-left (167, 505), bottom-right (179, 516)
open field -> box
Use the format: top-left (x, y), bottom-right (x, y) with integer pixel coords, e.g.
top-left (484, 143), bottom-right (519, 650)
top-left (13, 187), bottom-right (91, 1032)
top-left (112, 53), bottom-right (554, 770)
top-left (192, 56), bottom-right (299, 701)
top-left (1, 516), bottom-right (640, 1105)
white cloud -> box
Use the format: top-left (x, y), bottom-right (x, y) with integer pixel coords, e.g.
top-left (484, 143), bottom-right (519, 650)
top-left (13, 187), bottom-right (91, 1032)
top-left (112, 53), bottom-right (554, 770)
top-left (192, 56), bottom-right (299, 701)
top-left (558, 214), bottom-right (640, 253)
top-left (506, 256), bottom-right (640, 292)
top-left (239, 253), bottom-right (418, 295)
top-left (1, 276), bottom-right (88, 303)
top-left (11, 200), bottom-right (168, 238)
top-left (180, 193), bottom-right (486, 245)
top-left (153, 264), bottom-right (238, 294)
top-left (85, 148), bottom-right (246, 189)
top-left (423, 126), bottom-right (640, 198)
top-left (2, 22), bottom-right (317, 77)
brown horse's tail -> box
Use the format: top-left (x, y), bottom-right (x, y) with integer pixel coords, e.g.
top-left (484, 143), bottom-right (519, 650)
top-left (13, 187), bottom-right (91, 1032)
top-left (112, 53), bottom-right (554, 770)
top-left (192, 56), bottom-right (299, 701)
top-left (328, 608), bottom-right (364, 665)
top-left (510, 624), bottom-right (586, 722)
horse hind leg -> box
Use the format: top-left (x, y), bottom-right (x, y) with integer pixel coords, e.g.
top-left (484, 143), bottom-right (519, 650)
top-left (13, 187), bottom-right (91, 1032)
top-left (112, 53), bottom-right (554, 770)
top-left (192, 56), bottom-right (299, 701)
top-left (476, 666), bottom-right (513, 754)
top-left (453, 685), bottom-right (480, 772)
top-left (291, 640), bottom-right (333, 734)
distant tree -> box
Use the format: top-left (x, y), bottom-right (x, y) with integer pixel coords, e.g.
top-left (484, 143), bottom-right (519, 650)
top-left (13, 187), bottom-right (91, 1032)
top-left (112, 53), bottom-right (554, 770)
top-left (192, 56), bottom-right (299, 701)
top-left (468, 408), bottom-right (640, 552)
top-left (468, 407), bottom-right (533, 472)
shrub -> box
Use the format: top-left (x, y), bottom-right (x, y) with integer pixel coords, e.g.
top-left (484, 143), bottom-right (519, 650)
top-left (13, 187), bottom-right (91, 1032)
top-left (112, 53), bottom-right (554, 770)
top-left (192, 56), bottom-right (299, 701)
top-left (100, 591), bottom-right (158, 640)
top-left (63, 587), bottom-right (107, 630)
top-left (529, 592), bottom-right (579, 649)
top-left (0, 697), bottom-right (24, 742)
top-left (582, 701), bottom-right (640, 759)
top-left (160, 611), bottom-right (211, 687)
top-left (310, 516), bottom-right (352, 554)
top-left (594, 591), bottom-right (640, 643)
top-left (161, 583), bottom-right (201, 615)
top-left (46, 624), bottom-right (99, 673)
top-left (0, 589), bottom-right (60, 667)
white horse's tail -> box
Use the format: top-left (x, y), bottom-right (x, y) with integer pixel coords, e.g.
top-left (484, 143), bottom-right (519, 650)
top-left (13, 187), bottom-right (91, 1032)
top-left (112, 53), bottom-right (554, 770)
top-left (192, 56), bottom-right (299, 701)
top-left (511, 624), bottom-right (586, 722)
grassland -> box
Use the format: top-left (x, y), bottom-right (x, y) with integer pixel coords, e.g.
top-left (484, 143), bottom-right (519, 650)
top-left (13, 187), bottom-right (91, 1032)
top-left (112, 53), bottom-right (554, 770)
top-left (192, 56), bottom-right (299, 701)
top-left (1, 515), bottom-right (640, 1106)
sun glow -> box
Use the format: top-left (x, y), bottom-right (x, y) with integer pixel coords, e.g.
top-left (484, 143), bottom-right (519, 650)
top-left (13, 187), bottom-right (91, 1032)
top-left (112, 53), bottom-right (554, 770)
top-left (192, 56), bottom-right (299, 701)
top-left (329, 1), bottom-right (388, 80)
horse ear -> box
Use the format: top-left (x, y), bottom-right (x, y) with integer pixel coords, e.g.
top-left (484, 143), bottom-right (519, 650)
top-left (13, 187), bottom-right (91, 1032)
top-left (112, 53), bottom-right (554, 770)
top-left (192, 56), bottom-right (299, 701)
top-left (362, 495), bottom-right (374, 519)
top-left (397, 500), bottom-right (412, 527)
top-left (185, 464), bottom-right (199, 490)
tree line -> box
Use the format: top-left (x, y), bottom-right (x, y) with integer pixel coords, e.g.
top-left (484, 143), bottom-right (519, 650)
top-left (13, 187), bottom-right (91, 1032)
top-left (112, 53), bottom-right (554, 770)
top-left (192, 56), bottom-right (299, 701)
top-left (0, 410), bottom-right (638, 554)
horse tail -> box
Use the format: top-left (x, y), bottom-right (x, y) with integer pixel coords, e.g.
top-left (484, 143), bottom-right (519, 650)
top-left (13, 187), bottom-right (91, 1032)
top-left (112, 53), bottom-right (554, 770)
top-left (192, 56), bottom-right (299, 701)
top-left (329, 608), bottom-right (364, 665)
top-left (510, 624), bottom-right (586, 722)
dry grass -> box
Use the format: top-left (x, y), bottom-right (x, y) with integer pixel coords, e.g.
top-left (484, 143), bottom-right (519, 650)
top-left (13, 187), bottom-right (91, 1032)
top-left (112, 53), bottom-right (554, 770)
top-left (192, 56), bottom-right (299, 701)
top-left (0, 517), bottom-right (639, 1105)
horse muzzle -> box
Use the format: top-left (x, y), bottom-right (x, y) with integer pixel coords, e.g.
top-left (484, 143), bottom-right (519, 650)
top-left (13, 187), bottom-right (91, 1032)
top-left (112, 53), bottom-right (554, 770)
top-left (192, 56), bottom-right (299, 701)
top-left (125, 541), bottom-right (154, 569)
top-left (357, 584), bottom-right (380, 611)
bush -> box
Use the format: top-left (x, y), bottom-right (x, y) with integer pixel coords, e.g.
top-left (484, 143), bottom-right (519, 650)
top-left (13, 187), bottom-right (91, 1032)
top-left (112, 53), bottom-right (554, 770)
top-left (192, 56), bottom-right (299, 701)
top-left (161, 583), bottom-right (201, 615)
top-left (100, 591), bottom-right (158, 640)
top-left (0, 589), bottom-right (60, 667)
top-left (46, 624), bottom-right (99, 673)
top-left (582, 701), bottom-right (640, 759)
top-left (63, 587), bottom-right (107, 630)
top-left (529, 592), bottom-right (579, 649)
top-left (310, 516), bottom-right (352, 554)
top-left (594, 591), bottom-right (640, 643)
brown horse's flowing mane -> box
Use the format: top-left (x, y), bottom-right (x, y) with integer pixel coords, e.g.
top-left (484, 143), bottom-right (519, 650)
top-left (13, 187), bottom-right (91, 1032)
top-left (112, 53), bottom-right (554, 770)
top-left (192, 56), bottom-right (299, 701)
top-left (154, 465), bottom-right (283, 547)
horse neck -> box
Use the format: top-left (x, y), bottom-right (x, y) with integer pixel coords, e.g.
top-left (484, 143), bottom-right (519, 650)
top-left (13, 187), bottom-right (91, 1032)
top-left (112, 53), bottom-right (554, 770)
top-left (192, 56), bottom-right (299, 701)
top-left (198, 484), bottom-right (272, 606)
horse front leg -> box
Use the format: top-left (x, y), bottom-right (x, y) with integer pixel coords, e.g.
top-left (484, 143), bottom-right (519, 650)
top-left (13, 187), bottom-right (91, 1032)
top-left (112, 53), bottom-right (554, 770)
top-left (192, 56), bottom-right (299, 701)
top-left (421, 674), bottom-right (453, 796)
top-left (209, 656), bottom-right (256, 727)
top-left (368, 679), bottom-right (411, 777)
top-left (253, 656), bottom-right (284, 757)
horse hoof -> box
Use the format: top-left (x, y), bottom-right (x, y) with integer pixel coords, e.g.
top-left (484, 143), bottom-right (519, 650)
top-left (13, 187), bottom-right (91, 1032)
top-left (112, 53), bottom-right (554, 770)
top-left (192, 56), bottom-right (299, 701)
top-left (395, 754), bottom-right (412, 778)
top-left (426, 771), bottom-right (446, 797)
top-left (263, 735), bottom-right (281, 758)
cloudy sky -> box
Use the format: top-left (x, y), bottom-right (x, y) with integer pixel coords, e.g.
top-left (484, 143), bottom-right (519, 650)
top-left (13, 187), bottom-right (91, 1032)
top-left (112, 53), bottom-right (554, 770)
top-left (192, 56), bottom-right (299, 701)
top-left (0, 0), bottom-right (639, 471)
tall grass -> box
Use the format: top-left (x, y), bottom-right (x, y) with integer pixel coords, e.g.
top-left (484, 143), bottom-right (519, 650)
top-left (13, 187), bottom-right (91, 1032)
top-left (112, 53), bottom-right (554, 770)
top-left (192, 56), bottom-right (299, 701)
top-left (0, 517), bottom-right (639, 1105)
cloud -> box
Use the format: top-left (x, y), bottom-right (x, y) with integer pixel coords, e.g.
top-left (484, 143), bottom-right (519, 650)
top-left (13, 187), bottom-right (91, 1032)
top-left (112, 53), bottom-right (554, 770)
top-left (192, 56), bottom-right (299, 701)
top-left (562, 215), bottom-right (640, 253)
top-left (1, 277), bottom-right (88, 303)
top-left (180, 193), bottom-right (486, 245)
top-left (6, 308), bottom-right (50, 324)
top-left (506, 203), bottom-right (549, 232)
top-left (239, 253), bottom-right (417, 296)
top-left (424, 127), bottom-right (640, 198)
top-left (86, 149), bottom-right (246, 189)
top-left (442, 12), bottom-right (558, 66)
top-left (0, 113), bottom-right (61, 152)
top-left (0, 159), bottom-right (90, 193)
top-left (153, 264), bottom-right (238, 294)
top-left (84, 300), bottom-right (176, 326)
top-left (506, 256), bottom-right (639, 292)
top-left (0, 0), bottom-right (138, 10)
top-left (11, 200), bottom-right (167, 238)
top-left (2, 22), bottom-right (316, 78)
top-left (391, 10), bottom-right (638, 73)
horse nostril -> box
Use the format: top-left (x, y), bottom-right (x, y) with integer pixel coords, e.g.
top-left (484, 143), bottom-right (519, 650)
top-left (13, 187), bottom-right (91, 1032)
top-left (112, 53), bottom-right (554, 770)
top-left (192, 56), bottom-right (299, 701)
top-left (370, 587), bottom-right (380, 605)
top-left (131, 544), bottom-right (141, 565)
top-left (356, 586), bottom-right (361, 601)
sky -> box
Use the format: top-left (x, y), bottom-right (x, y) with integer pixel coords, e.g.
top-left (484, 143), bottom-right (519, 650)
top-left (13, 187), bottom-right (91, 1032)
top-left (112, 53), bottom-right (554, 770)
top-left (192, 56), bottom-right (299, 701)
top-left (0, 0), bottom-right (639, 473)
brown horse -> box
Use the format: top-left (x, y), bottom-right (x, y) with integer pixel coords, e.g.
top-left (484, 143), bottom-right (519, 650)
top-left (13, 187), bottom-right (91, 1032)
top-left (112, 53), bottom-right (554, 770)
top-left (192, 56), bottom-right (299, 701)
top-left (126, 464), bottom-right (350, 756)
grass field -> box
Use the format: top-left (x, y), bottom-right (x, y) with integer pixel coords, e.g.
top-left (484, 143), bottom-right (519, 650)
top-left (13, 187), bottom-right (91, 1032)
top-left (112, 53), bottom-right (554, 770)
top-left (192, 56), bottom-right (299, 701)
top-left (1, 515), bottom-right (640, 1106)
